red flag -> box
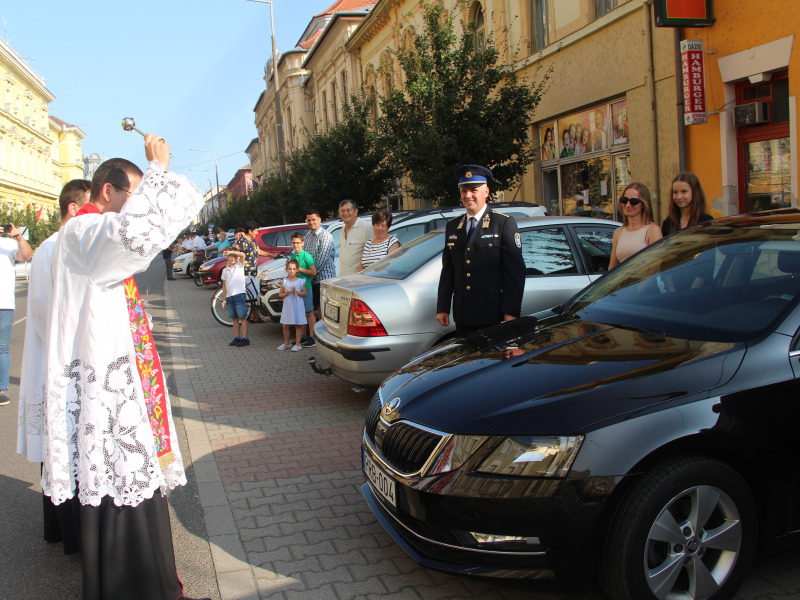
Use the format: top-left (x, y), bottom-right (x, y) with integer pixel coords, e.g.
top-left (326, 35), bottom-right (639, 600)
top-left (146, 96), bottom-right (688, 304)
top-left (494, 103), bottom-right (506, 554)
top-left (35, 206), bottom-right (43, 223)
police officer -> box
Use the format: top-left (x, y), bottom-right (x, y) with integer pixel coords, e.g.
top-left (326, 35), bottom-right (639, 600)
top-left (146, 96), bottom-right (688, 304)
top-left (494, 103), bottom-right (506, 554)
top-left (436, 165), bottom-right (525, 336)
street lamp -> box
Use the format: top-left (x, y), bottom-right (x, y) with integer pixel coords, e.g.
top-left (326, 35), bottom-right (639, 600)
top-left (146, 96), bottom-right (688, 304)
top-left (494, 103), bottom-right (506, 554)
top-left (189, 148), bottom-right (220, 193)
top-left (244, 0), bottom-right (286, 180)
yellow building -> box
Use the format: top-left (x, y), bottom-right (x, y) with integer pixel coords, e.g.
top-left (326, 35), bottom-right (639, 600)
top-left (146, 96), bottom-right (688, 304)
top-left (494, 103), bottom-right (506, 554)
top-left (0, 38), bottom-right (85, 215)
top-left (681, 1), bottom-right (798, 214)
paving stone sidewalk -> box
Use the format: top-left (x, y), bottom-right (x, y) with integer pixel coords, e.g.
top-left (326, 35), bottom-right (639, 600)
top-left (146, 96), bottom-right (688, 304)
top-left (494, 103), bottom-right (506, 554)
top-left (164, 277), bottom-right (800, 600)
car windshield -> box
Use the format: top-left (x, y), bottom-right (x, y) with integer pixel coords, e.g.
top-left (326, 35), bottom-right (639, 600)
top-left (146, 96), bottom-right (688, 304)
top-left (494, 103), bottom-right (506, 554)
top-left (361, 231), bottom-right (443, 280)
top-left (569, 224), bottom-right (800, 342)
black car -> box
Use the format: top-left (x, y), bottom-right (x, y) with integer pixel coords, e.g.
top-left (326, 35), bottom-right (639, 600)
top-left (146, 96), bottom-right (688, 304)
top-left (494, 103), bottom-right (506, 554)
top-left (360, 211), bottom-right (800, 600)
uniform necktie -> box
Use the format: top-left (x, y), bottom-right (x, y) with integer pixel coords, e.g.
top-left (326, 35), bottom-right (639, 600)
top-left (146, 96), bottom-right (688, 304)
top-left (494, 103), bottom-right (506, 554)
top-left (467, 216), bottom-right (476, 238)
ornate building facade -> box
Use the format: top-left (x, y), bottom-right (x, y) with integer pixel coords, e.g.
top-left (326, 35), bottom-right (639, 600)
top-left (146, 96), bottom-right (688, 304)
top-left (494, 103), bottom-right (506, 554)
top-left (0, 38), bottom-right (85, 215)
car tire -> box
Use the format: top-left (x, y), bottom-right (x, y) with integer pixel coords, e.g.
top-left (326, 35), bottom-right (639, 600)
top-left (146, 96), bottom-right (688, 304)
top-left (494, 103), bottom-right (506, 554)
top-left (600, 455), bottom-right (756, 600)
top-left (211, 287), bottom-right (233, 327)
top-left (194, 272), bottom-right (205, 286)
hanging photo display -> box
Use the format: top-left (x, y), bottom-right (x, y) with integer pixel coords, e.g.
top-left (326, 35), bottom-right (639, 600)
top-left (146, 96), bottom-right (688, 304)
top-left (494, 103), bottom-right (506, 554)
top-left (556, 105), bottom-right (610, 158)
top-left (612, 100), bottom-right (629, 145)
top-left (540, 122), bottom-right (557, 162)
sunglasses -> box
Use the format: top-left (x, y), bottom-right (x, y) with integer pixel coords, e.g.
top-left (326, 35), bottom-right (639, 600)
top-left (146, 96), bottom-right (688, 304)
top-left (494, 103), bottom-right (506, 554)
top-left (620, 196), bottom-right (642, 206)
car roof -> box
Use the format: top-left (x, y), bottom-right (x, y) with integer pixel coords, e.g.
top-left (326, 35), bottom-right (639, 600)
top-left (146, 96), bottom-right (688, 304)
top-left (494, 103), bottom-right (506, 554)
top-left (514, 215), bottom-right (622, 226)
top-left (256, 222), bottom-right (308, 232)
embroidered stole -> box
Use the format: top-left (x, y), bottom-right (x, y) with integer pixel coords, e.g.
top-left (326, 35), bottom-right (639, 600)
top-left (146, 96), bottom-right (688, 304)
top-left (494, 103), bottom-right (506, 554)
top-left (124, 277), bottom-right (175, 468)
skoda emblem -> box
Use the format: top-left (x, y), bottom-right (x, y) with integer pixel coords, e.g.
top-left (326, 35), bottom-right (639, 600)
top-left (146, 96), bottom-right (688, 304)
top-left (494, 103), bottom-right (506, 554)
top-left (383, 397), bottom-right (402, 417)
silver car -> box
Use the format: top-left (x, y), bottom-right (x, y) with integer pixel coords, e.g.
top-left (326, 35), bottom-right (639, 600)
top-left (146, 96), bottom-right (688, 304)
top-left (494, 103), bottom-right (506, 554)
top-left (314, 216), bottom-right (619, 386)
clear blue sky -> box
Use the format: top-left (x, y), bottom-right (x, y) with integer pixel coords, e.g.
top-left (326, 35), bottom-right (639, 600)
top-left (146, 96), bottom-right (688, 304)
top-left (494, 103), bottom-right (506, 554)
top-left (2, 0), bottom-right (333, 192)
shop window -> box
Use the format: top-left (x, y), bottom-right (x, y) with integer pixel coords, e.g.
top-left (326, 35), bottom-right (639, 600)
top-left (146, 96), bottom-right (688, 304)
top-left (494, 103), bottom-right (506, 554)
top-left (736, 71), bottom-right (791, 212)
top-left (561, 156), bottom-right (613, 219)
top-left (542, 169), bottom-right (560, 216)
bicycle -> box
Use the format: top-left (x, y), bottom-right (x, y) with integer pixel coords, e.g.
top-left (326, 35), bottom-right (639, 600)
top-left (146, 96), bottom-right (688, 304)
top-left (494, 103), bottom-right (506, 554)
top-left (211, 276), bottom-right (261, 327)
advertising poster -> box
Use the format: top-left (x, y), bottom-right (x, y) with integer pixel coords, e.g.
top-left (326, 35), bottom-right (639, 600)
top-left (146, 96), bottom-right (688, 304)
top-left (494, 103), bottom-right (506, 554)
top-left (557, 105), bottom-right (609, 158)
top-left (540, 122), bottom-right (557, 162)
top-left (612, 100), bottom-right (629, 145)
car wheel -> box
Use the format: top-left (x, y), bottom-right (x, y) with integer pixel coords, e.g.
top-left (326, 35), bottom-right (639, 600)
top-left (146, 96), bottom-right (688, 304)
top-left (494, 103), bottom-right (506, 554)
top-left (211, 287), bottom-right (233, 327)
top-left (187, 264), bottom-right (194, 277)
top-left (601, 456), bottom-right (756, 600)
top-left (194, 272), bottom-right (205, 286)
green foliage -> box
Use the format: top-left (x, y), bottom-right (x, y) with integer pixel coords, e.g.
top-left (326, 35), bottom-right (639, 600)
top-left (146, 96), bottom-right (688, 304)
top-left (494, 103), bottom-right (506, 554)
top-left (0, 205), bottom-right (60, 250)
top-left (377, 0), bottom-right (549, 205)
top-left (287, 93), bottom-right (398, 218)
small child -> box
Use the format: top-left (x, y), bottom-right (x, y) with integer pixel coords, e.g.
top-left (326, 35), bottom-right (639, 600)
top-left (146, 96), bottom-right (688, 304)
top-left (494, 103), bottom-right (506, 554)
top-left (277, 258), bottom-right (307, 352)
top-left (289, 232), bottom-right (317, 347)
top-left (221, 249), bottom-right (249, 347)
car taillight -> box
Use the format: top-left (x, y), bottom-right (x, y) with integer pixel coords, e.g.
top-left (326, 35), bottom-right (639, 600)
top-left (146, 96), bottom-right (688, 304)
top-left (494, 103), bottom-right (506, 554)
top-left (348, 299), bottom-right (387, 337)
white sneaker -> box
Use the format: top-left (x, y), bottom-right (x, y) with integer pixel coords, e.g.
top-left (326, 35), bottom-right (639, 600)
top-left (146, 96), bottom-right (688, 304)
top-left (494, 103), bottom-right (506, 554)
top-left (291, 345), bottom-right (303, 352)
top-left (277, 343), bottom-right (292, 351)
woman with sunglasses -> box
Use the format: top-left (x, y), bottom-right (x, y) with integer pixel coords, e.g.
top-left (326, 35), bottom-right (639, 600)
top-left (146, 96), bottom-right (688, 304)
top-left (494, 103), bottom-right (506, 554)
top-left (609, 182), bottom-right (662, 269)
top-left (662, 171), bottom-right (713, 236)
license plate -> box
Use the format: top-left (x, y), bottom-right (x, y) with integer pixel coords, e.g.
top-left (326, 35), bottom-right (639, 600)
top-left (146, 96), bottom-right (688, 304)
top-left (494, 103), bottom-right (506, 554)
top-left (363, 448), bottom-right (396, 508)
top-left (325, 301), bottom-right (340, 323)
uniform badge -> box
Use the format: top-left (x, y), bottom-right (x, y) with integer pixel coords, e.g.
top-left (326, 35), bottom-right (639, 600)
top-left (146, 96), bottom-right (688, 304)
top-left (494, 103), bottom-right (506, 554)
top-left (514, 233), bottom-right (521, 248)
top-left (465, 171), bottom-right (472, 178)
top-left (482, 213), bottom-right (490, 229)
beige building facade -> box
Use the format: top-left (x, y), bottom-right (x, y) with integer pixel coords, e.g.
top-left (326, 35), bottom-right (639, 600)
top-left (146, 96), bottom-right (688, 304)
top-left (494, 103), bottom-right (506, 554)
top-left (0, 38), bottom-right (85, 215)
top-left (251, 0), bottom-right (375, 182)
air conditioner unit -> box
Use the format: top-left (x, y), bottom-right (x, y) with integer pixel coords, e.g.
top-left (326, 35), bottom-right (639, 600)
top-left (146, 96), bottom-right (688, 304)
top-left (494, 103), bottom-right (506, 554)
top-left (734, 102), bottom-right (770, 127)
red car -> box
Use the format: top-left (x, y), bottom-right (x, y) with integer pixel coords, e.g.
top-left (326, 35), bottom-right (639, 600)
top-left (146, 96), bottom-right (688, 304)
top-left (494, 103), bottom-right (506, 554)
top-left (196, 223), bottom-right (309, 286)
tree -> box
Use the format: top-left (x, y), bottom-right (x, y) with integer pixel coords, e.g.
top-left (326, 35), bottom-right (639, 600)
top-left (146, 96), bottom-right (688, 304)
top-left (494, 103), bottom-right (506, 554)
top-left (377, 0), bottom-right (549, 205)
top-left (0, 204), bottom-right (60, 250)
top-left (287, 94), bottom-right (398, 218)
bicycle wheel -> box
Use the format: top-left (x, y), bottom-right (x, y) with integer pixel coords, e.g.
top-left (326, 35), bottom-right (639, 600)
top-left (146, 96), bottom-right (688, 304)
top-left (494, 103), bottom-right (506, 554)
top-left (211, 287), bottom-right (233, 327)
top-left (194, 272), bottom-right (204, 287)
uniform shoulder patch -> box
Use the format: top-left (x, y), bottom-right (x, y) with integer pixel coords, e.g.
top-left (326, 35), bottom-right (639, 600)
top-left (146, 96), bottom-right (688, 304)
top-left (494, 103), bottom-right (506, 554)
top-left (514, 233), bottom-right (521, 248)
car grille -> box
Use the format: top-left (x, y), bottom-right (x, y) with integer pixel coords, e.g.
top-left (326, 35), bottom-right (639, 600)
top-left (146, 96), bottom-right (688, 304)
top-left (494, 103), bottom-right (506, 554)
top-left (365, 394), bottom-right (444, 475)
top-left (380, 423), bottom-right (443, 474)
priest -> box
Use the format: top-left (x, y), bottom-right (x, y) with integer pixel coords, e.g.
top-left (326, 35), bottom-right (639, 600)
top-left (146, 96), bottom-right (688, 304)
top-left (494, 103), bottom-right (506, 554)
top-left (42, 134), bottom-right (208, 600)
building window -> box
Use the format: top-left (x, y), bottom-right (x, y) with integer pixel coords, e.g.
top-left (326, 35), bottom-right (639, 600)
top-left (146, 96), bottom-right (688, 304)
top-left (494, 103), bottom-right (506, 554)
top-left (471, 3), bottom-right (485, 52)
top-left (331, 83), bottom-right (338, 123)
top-left (531, 0), bottom-right (629, 52)
top-left (340, 71), bottom-right (348, 104)
top-left (322, 91), bottom-right (329, 130)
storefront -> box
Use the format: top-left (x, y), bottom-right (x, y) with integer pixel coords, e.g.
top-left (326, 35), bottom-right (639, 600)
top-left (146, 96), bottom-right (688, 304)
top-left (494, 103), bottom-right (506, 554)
top-left (538, 99), bottom-right (632, 220)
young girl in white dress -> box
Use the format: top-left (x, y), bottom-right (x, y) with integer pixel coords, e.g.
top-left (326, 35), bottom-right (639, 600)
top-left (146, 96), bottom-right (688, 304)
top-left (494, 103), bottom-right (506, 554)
top-left (277, 258), bottom-right (307, 352)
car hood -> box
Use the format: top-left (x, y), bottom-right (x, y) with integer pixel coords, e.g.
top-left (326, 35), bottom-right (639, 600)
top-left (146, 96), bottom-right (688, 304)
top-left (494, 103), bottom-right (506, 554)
top-left (378, 315), bottom-right (745, 434)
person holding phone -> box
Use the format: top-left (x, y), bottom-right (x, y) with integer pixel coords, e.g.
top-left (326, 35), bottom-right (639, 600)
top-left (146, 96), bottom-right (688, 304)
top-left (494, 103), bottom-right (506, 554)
top-left (0, 222), bottom-right (32, 406)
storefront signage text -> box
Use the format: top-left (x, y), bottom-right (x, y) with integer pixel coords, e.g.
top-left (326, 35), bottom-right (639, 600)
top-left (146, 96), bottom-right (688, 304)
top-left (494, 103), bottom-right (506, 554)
top-left (681, 40), bottom-right (707, 125)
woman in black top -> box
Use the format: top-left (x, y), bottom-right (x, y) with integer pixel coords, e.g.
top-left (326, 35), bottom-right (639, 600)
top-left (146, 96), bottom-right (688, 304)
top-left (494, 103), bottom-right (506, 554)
top-left (662, 172), bottom-right (713, 236)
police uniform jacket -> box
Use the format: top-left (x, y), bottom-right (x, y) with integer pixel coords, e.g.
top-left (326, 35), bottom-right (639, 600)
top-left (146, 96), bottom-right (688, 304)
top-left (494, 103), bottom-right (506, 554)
top-left (436, 210), bottom-right (525, 326)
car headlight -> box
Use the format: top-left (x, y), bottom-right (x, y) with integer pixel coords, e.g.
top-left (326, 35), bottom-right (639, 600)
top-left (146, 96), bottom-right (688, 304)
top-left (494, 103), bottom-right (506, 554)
top-left (477, 435), bottom-right (583, 478)
top-left (266, 278), bottom-right (281, 290)
top-left (428, 434), bottom-right (583, 479)
top-left (198, 265), bottom-right (210, 272)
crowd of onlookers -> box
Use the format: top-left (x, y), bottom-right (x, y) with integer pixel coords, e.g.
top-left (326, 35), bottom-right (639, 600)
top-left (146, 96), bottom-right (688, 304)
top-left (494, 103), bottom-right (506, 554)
top-left (171, 201), bottom-right (401, 351)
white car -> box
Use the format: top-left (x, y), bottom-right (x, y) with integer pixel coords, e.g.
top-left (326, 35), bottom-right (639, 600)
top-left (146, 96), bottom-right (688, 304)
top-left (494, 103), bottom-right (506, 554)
top-left (172, 252), bottom-right (195, 276)
top-left (258, 204), bottom-right (546, 321)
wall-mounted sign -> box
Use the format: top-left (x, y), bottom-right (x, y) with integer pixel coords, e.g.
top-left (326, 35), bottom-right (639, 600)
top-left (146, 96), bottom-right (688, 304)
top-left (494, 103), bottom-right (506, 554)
top-left (654, 0), bottom-right (714, 27)
top-left (681, 40), bottom-right (707, 125)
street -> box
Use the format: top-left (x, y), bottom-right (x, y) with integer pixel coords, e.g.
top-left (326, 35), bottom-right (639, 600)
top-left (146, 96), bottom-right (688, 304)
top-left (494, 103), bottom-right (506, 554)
top-left (2, 257), bottom-right (800, 600)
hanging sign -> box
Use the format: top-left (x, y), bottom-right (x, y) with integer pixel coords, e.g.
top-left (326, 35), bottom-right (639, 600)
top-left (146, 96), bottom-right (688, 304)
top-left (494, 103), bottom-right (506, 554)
top-left (654, 0), bottom-right (714, 27)
top-left (681, 40), bottom-right (707, 125)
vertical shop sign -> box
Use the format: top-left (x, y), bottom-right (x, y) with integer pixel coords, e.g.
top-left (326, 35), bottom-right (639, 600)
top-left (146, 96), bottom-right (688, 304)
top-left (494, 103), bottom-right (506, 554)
top-left (681, 40), bottom-right (706, 125)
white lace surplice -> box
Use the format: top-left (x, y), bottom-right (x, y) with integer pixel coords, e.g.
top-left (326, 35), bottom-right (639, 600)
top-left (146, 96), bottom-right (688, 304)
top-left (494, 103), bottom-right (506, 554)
top-left (17, 232), bottom-right (58, 462)
top-left (42, 162), bottom-right (203, 507)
